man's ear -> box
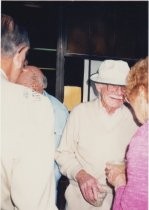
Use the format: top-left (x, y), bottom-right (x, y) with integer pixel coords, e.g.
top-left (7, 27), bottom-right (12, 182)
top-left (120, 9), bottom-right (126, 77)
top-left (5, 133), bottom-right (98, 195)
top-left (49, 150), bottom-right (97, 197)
top-left (13, 46), bottom-right (29, 69)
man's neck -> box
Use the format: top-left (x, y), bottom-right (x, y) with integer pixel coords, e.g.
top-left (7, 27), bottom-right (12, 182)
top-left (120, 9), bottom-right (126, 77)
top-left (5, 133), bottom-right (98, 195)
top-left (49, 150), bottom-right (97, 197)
top-left (101, 100), bottom-right (120, 115)
top-left (1, 57), bottom-right (12, 80)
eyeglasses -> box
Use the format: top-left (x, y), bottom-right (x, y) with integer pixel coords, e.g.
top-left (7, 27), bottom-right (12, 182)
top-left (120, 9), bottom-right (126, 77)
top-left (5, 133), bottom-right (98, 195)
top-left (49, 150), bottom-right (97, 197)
top-left (107, 84), bottom-right (126, 94)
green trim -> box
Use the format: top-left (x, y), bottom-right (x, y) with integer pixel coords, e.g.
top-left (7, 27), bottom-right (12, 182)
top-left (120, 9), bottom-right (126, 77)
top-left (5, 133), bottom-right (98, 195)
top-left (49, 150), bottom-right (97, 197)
top-left (40, 67), bottom-right (56, 71)
top-left (33, 48), bottom-right (57, 52)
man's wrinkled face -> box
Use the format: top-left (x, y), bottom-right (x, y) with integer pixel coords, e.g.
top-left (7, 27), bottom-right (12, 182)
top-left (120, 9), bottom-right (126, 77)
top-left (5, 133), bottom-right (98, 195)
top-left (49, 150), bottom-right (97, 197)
top-left (96, 84), bottom-right (126, 110)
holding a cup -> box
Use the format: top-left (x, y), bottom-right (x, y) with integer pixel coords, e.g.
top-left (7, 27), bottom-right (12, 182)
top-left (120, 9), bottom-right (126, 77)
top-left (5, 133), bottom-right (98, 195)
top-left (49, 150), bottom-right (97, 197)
top-left (105, 160), bottom-right (126, 189)
top-left (90, 184), bottom-right (107, 207)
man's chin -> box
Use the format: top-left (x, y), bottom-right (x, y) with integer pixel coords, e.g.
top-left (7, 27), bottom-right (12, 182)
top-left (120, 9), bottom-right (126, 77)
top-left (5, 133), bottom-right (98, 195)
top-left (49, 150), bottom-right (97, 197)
top-left (109, 100), bottom-right (123, 108)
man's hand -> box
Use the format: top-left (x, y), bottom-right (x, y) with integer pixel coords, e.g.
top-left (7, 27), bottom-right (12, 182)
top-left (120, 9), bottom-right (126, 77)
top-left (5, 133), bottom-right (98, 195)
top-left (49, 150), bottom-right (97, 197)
top-left (75, 169), bottom-right (101, 204)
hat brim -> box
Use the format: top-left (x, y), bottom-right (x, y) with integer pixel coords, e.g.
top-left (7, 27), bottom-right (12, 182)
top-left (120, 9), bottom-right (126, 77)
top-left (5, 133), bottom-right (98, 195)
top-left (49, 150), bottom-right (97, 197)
top-left (90, 73), bottom-right (126, 86)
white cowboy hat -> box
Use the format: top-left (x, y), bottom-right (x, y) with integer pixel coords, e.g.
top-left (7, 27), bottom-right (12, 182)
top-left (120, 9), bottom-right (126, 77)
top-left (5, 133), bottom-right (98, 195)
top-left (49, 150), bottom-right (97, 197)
top-left (90, 60), bottom-right (130, 86)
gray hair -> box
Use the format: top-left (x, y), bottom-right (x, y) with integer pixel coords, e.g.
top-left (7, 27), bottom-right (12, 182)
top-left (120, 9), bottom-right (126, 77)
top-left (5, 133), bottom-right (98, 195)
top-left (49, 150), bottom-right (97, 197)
top-left (1, 14), bottom-right (30, 57)
top-left (32, 72), bottom-right (48, 90)
top-left (42, 75), bottom-right (48, 89)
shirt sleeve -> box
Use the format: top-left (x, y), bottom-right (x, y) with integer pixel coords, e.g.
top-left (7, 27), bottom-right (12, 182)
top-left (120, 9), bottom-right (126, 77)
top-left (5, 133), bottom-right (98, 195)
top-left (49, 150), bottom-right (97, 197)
top-left (55, 108), bottom-right (83, 180)
top-left (113, 125), bottom-right (148, 210)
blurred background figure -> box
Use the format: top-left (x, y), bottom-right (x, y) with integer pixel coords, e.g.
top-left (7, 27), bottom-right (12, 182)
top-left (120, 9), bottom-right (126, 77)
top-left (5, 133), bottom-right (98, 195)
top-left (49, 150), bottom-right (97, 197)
top-left (106, 57), bottom-right (148, 210)
top-left (1, 14), bottom-right (57, 210)
top-left (17, 65), bottom-right (69, 196)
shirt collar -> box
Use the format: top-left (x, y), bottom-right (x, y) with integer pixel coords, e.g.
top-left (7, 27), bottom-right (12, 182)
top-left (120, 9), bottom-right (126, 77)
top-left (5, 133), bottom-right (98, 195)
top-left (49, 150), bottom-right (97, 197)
top-left (0, 68), bottom-right (8, 80)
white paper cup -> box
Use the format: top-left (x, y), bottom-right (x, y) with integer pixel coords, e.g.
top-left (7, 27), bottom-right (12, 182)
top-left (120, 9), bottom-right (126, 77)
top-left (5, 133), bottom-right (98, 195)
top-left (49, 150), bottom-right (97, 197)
top-left (106, 160), bottom-right (125, 173)
top-left (91, 185), bottom-right (107, 207)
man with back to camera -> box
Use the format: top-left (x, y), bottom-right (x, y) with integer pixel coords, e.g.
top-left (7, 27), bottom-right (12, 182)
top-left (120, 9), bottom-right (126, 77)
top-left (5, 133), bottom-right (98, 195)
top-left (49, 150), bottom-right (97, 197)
top-left (1, 14), bottom-right (58, 210)
top-left (16, 65), bottom-right (69, 196)
top-left (55, 59), bottom-right (138, 210)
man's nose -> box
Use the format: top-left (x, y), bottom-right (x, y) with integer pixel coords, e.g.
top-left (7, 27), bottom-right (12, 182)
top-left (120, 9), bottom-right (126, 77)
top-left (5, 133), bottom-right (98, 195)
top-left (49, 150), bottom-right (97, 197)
top-left (117, 86), bottom-right (124, 94)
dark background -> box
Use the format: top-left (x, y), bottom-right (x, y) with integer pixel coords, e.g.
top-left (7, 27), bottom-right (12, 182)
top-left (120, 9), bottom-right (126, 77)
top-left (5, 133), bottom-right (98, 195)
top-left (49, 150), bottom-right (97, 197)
top-left (2, 1), bottom-right (148, 101)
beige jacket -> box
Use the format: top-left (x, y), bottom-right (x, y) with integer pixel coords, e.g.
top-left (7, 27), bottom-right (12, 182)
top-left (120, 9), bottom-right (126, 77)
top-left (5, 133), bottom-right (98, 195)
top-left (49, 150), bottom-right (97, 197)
top-left (56, 98), bottom-right (138, 184)
top-left (1, 70), bottom-right (58, 210)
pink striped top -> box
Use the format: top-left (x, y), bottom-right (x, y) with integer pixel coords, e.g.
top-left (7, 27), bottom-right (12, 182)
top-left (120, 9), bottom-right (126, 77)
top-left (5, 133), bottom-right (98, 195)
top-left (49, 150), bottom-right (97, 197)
top-left (113, 121), bottom-right (148, 210)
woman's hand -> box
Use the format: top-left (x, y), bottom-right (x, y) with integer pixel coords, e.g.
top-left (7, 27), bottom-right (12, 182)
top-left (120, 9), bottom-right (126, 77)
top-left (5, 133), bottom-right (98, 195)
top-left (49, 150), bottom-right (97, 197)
top-left (105, 163), bottom-right (126, 189)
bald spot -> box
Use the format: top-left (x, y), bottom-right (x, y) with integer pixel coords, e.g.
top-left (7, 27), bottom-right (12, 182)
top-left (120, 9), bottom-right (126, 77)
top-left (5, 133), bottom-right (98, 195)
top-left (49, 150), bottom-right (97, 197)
top-left (16, 66), bottom-right (45, 93)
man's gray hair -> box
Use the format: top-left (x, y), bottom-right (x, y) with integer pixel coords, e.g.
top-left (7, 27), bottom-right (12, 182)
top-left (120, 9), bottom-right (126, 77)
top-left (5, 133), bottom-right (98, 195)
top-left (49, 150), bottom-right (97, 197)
top-left (1, 14), bottom-right (30, 57)
top-left (42, 75), bottom-right (48, 89)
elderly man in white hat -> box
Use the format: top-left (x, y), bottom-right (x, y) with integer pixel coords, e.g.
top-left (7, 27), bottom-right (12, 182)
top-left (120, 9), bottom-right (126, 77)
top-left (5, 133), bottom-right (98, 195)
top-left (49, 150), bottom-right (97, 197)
top-left (56, 60), bottom-right (138, 210)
